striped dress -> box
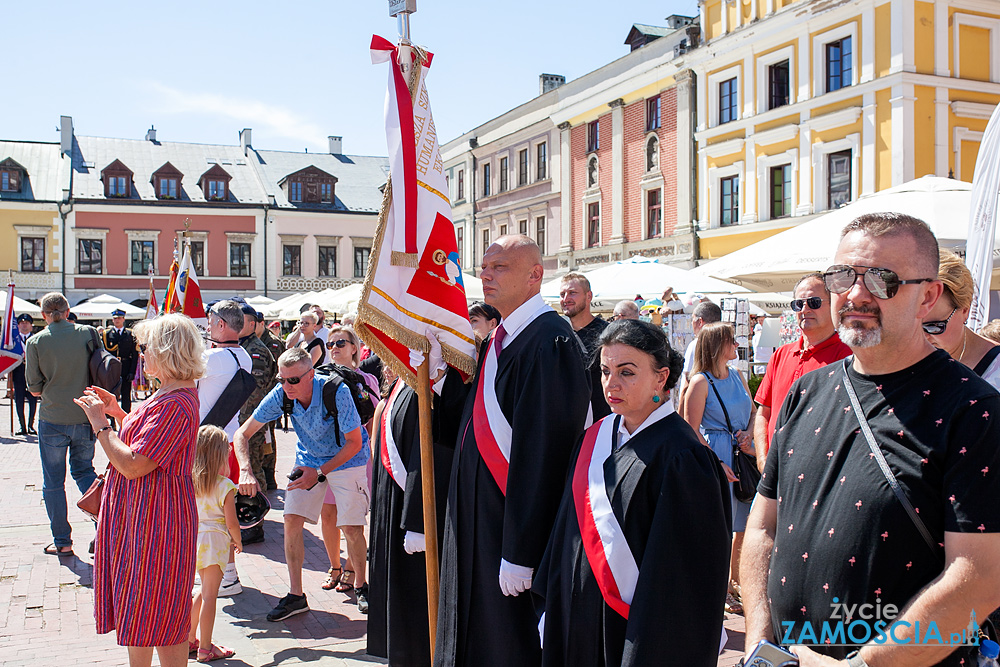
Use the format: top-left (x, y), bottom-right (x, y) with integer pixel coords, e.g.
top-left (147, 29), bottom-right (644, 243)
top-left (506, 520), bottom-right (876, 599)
top-left (94, 387), bottom-right (199, 647)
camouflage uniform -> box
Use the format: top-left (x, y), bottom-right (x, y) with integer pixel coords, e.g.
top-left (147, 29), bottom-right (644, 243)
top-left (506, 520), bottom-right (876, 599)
top-left (257, 327), bottom-right (286, 480)
top-left (240, 333), bottom-right (276, 490)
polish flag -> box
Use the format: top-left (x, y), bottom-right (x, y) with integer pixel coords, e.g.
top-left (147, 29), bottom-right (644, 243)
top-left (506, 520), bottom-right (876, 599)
top-left (145, 275), bottom-right (159, 320)
top-left (174, 244), bottom-right (207, 323)
top-left (0, 282), bottom-right (24, 379)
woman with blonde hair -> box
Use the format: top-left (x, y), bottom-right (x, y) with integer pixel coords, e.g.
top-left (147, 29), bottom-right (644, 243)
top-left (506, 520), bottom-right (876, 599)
top-left (680, 321), bottom-right (756, 615)
top-left (73, 313), bottom-right (204, 667)
top-left (293, 312), bottom-right (325, 368)
top-left (922, 249), bottom-right (1000, 391)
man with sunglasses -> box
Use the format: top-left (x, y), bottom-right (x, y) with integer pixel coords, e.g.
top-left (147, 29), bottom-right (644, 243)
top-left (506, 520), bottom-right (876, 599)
top-left (742, 213), bottom-right (1000, 667)
top-left (752, 273), bottom-right (850, 468)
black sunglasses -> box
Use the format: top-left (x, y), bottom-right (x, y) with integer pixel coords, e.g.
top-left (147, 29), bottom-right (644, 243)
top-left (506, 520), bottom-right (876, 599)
top-left (277, 368), bottom-right (312, 385)
top-left (326, 339), bottom-right (350, 349)
top-left (822, 265), bottom-right (932, 300)
top-left (791, 296), bottom-right (824, 312)
top-left (922, 307), bottom-right (958, 336)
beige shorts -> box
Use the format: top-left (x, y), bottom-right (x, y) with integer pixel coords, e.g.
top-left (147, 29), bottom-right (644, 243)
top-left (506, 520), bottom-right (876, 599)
top-left (284, 465), bottom-right (369, 526)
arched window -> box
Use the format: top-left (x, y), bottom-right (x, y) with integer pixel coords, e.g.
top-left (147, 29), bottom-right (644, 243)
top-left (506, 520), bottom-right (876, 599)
top-left (646, 135), bottom-right (659, 172)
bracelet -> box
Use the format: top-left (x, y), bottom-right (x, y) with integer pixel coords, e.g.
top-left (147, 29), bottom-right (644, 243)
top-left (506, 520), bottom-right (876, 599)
top-left (95, 425), bottom-right (113, 437)
top-left (846, 650), bottom-right (870, 667)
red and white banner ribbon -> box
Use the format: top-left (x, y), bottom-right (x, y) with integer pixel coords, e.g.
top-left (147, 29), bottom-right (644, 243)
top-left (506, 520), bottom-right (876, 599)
top-left (379, 380), bottom-right (408, 490)
top-left (473, 329), bottom-right (512, 495)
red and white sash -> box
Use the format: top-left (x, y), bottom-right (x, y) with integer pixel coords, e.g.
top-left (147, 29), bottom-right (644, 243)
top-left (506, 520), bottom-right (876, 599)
top-left (473, 329), bottom-right (513, 495)
top-left (379, 380), bottom-right (407, 490)
top-left (572, 416), bottom-right (640, 619)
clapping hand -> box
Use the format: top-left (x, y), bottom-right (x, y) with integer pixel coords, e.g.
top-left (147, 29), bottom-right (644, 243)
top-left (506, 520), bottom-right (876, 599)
top-left (73, 390), bottom-right (110, 431)
top-left (87, 385), bottom-right (127, 421)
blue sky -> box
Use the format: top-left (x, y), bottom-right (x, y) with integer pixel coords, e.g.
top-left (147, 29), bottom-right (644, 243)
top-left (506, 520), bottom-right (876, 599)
top-left (4, 0), bottom-right (697, 157)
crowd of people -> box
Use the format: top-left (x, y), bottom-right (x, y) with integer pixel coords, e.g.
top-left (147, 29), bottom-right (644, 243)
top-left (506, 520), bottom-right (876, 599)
top-left (8, 210), bottom-right (1000, 667)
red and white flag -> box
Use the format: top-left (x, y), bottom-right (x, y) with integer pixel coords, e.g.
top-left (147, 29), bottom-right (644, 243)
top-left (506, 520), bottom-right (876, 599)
top-left (174, 243), bottom-right (207, 323)
top-left (0, 281), bottom-right (24, 379)
top-left (145, 273), bottom-right (159, 320)
top-left (357, 36), bottom-right (476, 385)
top-left (966, 102), bottom-right (1000, 331)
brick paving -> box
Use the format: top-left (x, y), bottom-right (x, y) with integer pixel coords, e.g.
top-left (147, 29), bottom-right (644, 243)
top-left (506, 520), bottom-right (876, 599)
top-left (0, 395), bottom-right (746, 666)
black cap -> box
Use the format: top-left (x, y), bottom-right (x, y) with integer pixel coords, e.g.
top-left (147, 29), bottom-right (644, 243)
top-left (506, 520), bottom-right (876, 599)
top-left (111, 308), bottom-right (126, 317)
top-left (254, 310), bottom-right (265, 322)
top-left (16, 313), bottom-right (33, 323)
top-left (66, 312), bottom-right (78, 322)
top-left (205, 299), bottom-right (221, 313)
top-left (239, 302), bottom-right (257, 317)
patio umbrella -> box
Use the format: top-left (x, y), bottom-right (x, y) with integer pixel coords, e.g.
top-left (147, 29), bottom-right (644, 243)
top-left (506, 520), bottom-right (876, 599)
top-left (694, 176), bottom-right (991, 292)
top-left (245, 295), bottom-right (275, 307)
top-left (72, 294), bottom-right (146, 320)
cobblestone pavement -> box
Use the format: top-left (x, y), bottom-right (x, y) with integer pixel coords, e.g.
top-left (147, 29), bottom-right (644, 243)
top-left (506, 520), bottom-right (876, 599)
top-left (0, 395), bottom-right (746, 666)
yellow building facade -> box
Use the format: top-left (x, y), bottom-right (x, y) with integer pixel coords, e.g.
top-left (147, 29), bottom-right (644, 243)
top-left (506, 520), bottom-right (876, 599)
top-left (687, 0), bottom-right (1000, 259)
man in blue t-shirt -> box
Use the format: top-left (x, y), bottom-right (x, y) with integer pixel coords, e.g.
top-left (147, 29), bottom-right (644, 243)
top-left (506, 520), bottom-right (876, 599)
top-left (234, 347), bottom-right (371, 620)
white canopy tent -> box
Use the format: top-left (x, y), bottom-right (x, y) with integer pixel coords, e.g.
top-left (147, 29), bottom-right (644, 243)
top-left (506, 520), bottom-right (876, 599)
top-left (9, 294), bottom-right (42, 319)
top-left (693, 176), bottom-right (994, 292)
top-left (72, 294), bottom-right (146, 320)
top-left (245, 295), bottom-right (275, 307)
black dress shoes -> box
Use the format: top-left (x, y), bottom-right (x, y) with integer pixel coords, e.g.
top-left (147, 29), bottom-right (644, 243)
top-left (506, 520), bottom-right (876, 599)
top-left (27, 426), bottom-right (36, 435)
top-left (15, 429), bottom-right (28, 436)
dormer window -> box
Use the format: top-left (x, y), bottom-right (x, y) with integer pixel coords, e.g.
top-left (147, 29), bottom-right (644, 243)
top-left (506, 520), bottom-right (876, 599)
top-left (152, 162), bottom-right (183, 200)
top-left (0, 158), bottom-right (25, 192)
top-left (198, 164), bottom-right (232, 201)
top-left (280, 166), bottom-right (337, 205)
top-left (101, 159), bottom-right (133, 198)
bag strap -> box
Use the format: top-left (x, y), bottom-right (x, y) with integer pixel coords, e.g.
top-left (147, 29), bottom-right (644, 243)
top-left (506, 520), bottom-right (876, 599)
top-left (973, 346), bottom-right (1000, 376)
top-left (702, 372), bottom-right (734, 435)
top-left (841, 358), bottom-right (942, 561)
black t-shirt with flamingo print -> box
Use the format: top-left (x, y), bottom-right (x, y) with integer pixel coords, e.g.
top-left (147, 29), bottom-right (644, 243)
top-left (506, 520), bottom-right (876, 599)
top-left (758, 349), bottom-right (1000, 663)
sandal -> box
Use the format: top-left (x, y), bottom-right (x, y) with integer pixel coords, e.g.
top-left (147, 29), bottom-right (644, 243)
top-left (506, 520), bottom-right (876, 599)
top-left (335, 569), bottom-right (355, 593)
top-left (188, 639), bottom-right (199, 655)
top-left (197, 644), bottom-right (235, 662)
top-left (43, 543), bottom-right (73, 557)
top-left (725, 592), bottom-right (744, 615)
top-left (322, 567), bottom-right (343, 591)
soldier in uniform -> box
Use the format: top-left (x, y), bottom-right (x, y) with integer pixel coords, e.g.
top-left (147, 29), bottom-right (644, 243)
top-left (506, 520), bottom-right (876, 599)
top-left (238, 302), bottom-right (277, 544)
top-left (102, 308), bottom-right (138, 413)
top-left (256, 314), bottom-right (285, 490)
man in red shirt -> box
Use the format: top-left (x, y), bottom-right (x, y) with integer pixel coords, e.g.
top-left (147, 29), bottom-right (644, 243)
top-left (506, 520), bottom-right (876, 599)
top-left (752, 272), bottom-right (851, 466)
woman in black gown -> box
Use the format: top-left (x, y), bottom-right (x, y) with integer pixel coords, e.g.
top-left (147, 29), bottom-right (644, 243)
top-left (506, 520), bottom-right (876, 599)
top-left (532, 319), bottom-right (732, 667)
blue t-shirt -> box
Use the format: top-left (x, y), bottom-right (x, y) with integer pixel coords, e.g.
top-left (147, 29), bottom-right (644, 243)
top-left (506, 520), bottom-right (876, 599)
top-left (252, 376), bottom-right (369, 471)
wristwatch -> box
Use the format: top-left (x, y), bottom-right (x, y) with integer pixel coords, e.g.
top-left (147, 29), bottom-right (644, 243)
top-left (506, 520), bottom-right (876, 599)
top-left (315, 468), bottom-right (327, 483)
top-left (846, 650), bottom-right (870, 667)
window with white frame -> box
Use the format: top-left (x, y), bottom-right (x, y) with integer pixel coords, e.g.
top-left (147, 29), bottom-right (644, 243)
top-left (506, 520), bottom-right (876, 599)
top-left (813, 23), bottom-right (858, 95)
top-left (535, 216), bottom-right (546, 254)
top-left (825, 38), bottom-right (852, 93)
top-left (482, 163), bottom-right (491, 197)
top-left (126, 230), bottom-right (160, 275)
top-left (481, 228), bottom-right (490, 261)
top-left (586, 202), bottom-right (601, 247)
top-left (499, 157), bottom-right (508, 192)
top-left (457, 169), bottom-right (465, 200)
top-left (587, 121), bottom-right (600, 153)
top-left (518, 219), bottom-right (528, 236)
top-left (646, 189), bottom-right (662, 238)
top-left (827, 150), bottom-right (852, 209)
top-left (811, 134), bottom-right (859, 212)
top-left (756, 45), bottom-right (796, 113)
top-left (536, 142), bottom-right (547, 180)
top-left (707, 65), bottom-right (741, 128)
top-left (518, 149), bottom-right (528, 187)
top-left (770, 164), bottom-right (792, 218)
top-left (720, 176), bottom-right (739, 226)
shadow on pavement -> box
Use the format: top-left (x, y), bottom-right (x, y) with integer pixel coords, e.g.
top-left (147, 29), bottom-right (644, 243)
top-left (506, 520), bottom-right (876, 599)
top-left (259, 645), bottom-right (385, 666)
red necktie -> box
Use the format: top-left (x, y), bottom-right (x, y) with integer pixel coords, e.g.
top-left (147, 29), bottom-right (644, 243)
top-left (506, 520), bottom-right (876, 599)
top-left (494, 324), bottom-right (507, 354)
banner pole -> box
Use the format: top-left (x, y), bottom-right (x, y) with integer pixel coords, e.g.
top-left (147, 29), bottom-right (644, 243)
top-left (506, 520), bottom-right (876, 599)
top-left (416, 358), bottom-right (440, 657)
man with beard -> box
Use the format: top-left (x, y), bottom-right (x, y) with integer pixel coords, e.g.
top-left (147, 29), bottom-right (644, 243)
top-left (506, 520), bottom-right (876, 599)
top-left (741, 213), bottom-right (1000, 667)
top-left (559, 272), bottom-right (609, 420)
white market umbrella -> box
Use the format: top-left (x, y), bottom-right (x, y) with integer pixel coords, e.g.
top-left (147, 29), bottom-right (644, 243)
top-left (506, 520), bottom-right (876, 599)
top-left (694, 176), bottom-right (990, 292)
top-left (267, 291), bottom-right (325, 320)
top-left (318, 284), bottom-right (364, 315)
top-left (72, 294), bottom-right (145, 320)
top-left (245, 295), bottom-right (275, 306)
top-left (11, 294), bottom-right (42, 319)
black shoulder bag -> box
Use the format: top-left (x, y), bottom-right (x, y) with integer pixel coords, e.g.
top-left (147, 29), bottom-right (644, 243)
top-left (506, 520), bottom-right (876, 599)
top-left (704, 372), bottom-right (760, 503)
top-left (201, 349), bottom-right (257, 429)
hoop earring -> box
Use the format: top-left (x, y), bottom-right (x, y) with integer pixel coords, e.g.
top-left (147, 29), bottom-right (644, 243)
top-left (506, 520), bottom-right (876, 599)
top-left (652, 395), bottom-right (661, 404)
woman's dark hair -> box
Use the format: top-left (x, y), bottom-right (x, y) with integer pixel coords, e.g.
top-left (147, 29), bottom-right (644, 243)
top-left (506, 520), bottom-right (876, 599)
top-left (469, 302), bottom-right (502, 325)
top-left (596, 319), bottom-right (684, 391)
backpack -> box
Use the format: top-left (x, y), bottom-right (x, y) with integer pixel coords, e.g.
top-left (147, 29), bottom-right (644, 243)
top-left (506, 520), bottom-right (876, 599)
top-left (282, 363), bottom-right (376, 444)
top-left (87, 327), bottom-right (122, 393)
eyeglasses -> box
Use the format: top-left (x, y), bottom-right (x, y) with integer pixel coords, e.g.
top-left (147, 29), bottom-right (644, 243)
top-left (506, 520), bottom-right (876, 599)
top-left (326, 339), bottom-right (350, 349)
top-left (822, 265), bottom-right (933, 300)
top-left (791, 296), bottom-right (824, 312)
top-left (277, 369), bottom-right (312, 385)
top-left (298, 320), bottom-right (313, 326)
top-left (922, 308), bottom-right (958, 335)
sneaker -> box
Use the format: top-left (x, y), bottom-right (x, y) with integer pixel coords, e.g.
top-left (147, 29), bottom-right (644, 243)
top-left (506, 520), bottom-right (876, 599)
top-left (218, 578), bottom-right (243, 597)
top-left (356, 583), bottom-right (369, 614)
top-left (267, 593), bottom-right (309, 621)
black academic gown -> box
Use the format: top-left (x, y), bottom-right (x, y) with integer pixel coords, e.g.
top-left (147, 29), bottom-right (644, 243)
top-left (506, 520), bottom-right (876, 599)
top-left (434, 310), bottom-right (591, 667)
top-left (368, 369), bottom-right (469, 667)
top-left (532, 412), bottom-right (732, 667)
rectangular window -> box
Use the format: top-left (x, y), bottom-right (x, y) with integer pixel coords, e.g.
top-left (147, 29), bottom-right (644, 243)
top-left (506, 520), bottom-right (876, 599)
top-left (719, 77), bottom-right (738, 124)
top-left (646, 189), bottom-right (662, 238)
top-left (282, 245), bottom-right (301, 276)
top-left (230, 243), bottom-right (251, 277)
top-left (78, 239), bottom-right (102, 275)
top-left (499, 157), bottom-right (508, 192)
top-left (720, 176), bottom-right (739, 226)
top-left (290, 181), bottom-right (302, 202)
top-left (768, 60), bottom-right (790, 110)
top-left (518, 149), bottom-right (528, 187)
top-left (20, 237), bottom-right (45, 272)
top-left (190, 241), bottom-right (205, 275)
top-left (319, 245), bottom-right (337, 277)
top-left (499, 223), bottom-right (508, 237)
top-left (536, 143), bottom-right (547, 180)
top-left (482, 163), bottom-right (491, 197)
top-left (159, 178), bottom-right (178, 198)
top-left (587, 121), bottom-right (600, 152)
top-left (207, 180), bottom-right (226, 199)
top-left (455, 227), bottom-right (464, 267)
top-left (457, 169), bottom-right (465, 200)
top-left (587, 202), bottom-right (600, 248)
top-left (518, 219), bottom-right (528, 236)
top-left (646, 96), bottom-right (661, 131)
top-left (828, 150), bottom-right (852, 209)
top-left (130, 240), bottom-right (154, 275)
top-left (108, 176), bottom-right (127, 197)
top-left (826, 37), bottom-right (852, 93)
top-left (482, 229), bottom-right (490, 261)
top-left (770, 164), bottom-right (792, 218)
top-left (1, 170), bottom-right (20, 192)
top-left (354, 247), bottom-right (370, 278)
top-left (535, 216), bottom-right (546, 255)
top-left (320, 182), bottom-right (332, 202)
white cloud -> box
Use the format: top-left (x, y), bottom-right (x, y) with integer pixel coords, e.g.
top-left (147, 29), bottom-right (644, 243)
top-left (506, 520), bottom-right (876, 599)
top-left (142, 81), bottom-right (327, 149)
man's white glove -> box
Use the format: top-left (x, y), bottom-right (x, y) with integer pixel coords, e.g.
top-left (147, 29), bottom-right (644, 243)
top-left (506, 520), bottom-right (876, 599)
top-left (408, 333), bottom-right (448, 390)
top-left (498, 558), bottom-right (533, 596)
top-left (403, 531), bottom-right (426, 554)
top-left (538, 612), bottom-right (546, 649)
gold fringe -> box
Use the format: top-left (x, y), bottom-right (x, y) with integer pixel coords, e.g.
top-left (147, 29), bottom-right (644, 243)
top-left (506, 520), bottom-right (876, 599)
top-left (390, 251), bottom-right (419, 267)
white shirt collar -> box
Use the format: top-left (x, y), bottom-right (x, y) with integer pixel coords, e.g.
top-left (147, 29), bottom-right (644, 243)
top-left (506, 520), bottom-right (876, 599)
top-left (616, 399), bottom-right (676, 449)
top-left (497, 293), bottom-right (552, 346)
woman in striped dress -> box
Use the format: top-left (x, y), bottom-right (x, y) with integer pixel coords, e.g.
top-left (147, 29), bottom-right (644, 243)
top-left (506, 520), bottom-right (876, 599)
top-left (74, 313), bottom-right (204, 667)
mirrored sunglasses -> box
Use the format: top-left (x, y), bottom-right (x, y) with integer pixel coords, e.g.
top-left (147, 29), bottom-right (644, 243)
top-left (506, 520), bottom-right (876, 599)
top-left (790, 296), bottom-right (824, 312)
top-left (326, 339), bottom-right (350, 349)
top-left (277, 369), bottom-right (311, 385)
top-left (922, 307), bottom-right (958, 336)
top-left (822, 265), bottom-right (932, 300)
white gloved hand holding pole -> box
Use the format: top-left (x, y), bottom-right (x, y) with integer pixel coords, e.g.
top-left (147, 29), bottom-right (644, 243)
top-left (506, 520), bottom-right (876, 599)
top-left (498, 558), bottom-right (534, 596)
top-left (403, 531), bottom-right (426, 554)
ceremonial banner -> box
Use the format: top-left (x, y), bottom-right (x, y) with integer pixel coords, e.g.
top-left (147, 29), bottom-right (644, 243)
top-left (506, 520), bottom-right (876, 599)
top-left (966, 102), bottom-right (1000, 331)
top-left (163, 255), bottom-right (180, 314)
top-left (358, 36), bottom-right (476, 386)
top-left (145, 273), bottom-right (159, 320)
top-left (0, 282), bottom-right (24, 378)
top-left (174, 244), bottom-right (207, 322)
